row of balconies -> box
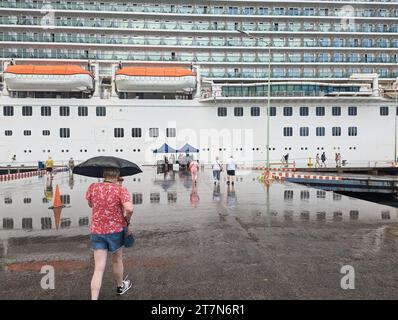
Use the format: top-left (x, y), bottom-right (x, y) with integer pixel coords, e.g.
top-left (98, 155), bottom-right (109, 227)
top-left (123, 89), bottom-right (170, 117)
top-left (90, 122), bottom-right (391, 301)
top-left (1, 1), bottom-right (398, 18)
top-left (1, 33), bottom-right (398, 50)
top-left (2, 16), bottom-right (398, 33)
top-left (2, 49), bottom-right (398, 75)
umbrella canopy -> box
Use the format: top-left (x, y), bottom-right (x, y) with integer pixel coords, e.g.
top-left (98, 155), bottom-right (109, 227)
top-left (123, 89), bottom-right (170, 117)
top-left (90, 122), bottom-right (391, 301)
top-left (153, 143), bottom-right (177, 154)
top-left (177, 143), bottom-right (199, 153)
top-left (73, 156), bottom-right (142, 178)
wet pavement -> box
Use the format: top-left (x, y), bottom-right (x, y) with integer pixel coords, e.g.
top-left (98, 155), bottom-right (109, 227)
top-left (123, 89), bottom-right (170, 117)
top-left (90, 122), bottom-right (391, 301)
top-left (0, 168), bottom-right (398, 299)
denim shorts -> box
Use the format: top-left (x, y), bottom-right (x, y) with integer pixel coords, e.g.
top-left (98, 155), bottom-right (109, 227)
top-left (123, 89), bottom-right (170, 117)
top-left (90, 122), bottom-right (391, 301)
top-left (91, 229), bottom-right (124, 253)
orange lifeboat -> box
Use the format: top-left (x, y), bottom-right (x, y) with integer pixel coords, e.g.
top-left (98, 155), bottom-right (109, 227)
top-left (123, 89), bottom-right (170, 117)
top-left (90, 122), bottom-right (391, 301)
top-left (115, 67), bottom-right (196, 93)
top-left (4, 65), bottom-right (94, 92)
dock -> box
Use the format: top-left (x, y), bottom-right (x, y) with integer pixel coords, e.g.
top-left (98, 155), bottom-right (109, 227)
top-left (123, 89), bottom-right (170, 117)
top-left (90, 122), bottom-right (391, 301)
top-left (297, 166), bottom-right (398, 176)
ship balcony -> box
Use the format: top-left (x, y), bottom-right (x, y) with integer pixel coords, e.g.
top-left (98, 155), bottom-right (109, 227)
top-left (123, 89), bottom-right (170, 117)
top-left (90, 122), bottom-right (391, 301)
top-left (1, 1), bottom-right (398, 18)
top-left (2, 17), bottom-right (398, 34)
top-left (1, 33), bottom-right (398, 50)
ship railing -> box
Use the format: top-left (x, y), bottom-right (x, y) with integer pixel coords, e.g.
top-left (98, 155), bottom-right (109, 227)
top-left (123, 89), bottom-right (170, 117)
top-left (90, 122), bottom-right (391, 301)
top-left (289, 158), bottom-right (398, 169)
top-left (0, 160), bottom-right (84, 169)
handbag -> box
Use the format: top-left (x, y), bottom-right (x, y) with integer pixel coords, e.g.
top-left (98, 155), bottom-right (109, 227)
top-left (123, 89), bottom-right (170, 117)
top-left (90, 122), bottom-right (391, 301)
top-left (118, 185), bottom-right (135, 248)
top-left (123, 226), bottom-right (135, 248)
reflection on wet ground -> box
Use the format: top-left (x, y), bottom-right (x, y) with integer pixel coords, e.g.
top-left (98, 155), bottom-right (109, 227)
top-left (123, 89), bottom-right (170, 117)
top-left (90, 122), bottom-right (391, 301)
top-left (1, 168), bottom-right (397, 235)
top-left (0, 168), bottom-right (398, 299)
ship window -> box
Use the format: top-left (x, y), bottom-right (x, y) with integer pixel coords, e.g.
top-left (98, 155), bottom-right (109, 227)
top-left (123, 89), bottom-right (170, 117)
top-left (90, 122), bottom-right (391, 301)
top-left (316, 106), bottom-right (325, 116)
top-left (22, 218), bottom-right (33, 230)
top-left (217, 107), bottom-right (227, 117)
top-left (60, 128), bottom-right (70, 138)
top-left (23, 130), bottom-right (31, 136)
top-left (96, 106), bottom-right (106, 117)
top-left (42, 130), bottom-right (50, 136)
top-left (299, 107), bottom-right (309, 116)
top-left (3, 218), bottom-right (13, 230)
top-left (380, 106), bottom-right (389, 116)
top-left (283, 127), bottom-right (293, 137)
top-left (316, 127), bottom-right (325, 136)
top-left (348, 106), bottom-right (357, 116)
top-left (78, 106), bottom-right (88, 116)
top-left (149, 128), bottom-right (159, 138)
top-left (132, 193), bottom-right (143, 205)
top-left (234, 107), bottom-right (243, 117)
top-left (59, 106), bottom-right (70, 116)
top-left (283, 107), bottom-right (293, 116)
top-left (22, 106), bottom-right (33, 116)
top-left (41, 106), bottom-right (51, 116)
top-left (332, 127), bottom-right (341, 136)
top-left (114, 128), bottom-right (124, 138)
top-left (332, 106), bottom-right (341, 116)
top-left (131, 128), bottom-right (142, 138)
top-left (166, 128), bottom-right (176, 137)
top-left (251, 107), bottom-right (260, 117)
top-left (3, 106), bottom-right (14, 116)
top-left (269, 107), bottom-right (276, 116)
top-left (348, 127), bottom-right (358, 136)
top-left (4, 130), bottom-right (12, 136)
top-left (300, 127), bottom-right (309, 136)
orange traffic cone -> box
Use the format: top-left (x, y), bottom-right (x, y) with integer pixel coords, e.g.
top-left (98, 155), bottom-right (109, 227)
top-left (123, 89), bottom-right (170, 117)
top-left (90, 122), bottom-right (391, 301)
top-left (49, 184), bottom-right (64, 230)
top-left (53, 185), bottom-right (63, 208)
top-left (53, 207), bottom-right (62, 230)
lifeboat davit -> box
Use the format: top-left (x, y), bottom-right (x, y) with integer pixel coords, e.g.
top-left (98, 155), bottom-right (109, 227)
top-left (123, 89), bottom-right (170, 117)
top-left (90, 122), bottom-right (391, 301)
top-left (115, 67), bottom-right (196, 93)
top-left (4, 65), bottom-right (94, 92)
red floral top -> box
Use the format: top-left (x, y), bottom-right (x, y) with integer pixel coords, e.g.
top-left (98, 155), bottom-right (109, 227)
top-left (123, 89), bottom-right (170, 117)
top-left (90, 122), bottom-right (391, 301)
top-left (86, 182), bottom-right (131, 234)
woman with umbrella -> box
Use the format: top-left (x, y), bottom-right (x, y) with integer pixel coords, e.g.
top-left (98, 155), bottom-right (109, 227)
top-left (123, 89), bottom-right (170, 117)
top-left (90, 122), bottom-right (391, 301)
top-left (74, 156), bottom-right (141, 300)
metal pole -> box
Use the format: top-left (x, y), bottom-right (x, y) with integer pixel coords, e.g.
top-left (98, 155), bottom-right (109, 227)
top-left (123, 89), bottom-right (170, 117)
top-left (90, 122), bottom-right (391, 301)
top-left (395, 90), bottom-right (397, 164)
top-left (266, 42), bottom-right (271, 171)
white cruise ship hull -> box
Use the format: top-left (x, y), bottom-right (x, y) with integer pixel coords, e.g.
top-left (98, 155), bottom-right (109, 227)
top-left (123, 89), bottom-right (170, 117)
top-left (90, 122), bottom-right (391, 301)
top-left (0, 96), bottom-right (395, 168)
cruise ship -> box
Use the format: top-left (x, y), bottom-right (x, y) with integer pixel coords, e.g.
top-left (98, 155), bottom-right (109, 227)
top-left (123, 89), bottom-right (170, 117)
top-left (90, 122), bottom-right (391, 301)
top-left (1, 0), bottom-right (398, 168)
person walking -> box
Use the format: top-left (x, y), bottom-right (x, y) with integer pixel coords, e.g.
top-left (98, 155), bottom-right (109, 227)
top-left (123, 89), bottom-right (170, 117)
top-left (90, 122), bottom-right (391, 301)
top-left (337, 153), bottom-right (342, 167)
top-left (321, 152), bottom-right (327, 168)
top-left (189, 159), bottom-right (199, 185)
top-left (284, 153), bottom-right (289, 167)
top-left (68, 157), bottom-right (75, 174)
top-left (280, 154), bottom-right (285, 167)
top-left (45, 156), bottom-right (54, 178)
top-left (212, 156), bottom-right (223, 185)
top-left (226, 155), bottom-right (237, 185)
top-left (315, 153), bottom-right (320, 168)
top-left (86, 168), bottom-right (133, 300)
top-left (335, 153), bottom-right (339, 168)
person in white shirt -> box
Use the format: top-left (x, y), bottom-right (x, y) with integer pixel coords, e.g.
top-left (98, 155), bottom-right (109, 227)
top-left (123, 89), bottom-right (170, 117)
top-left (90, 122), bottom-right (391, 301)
top-left (226, 156), bottom-right (237, 185)
top-left (212, 156), bottom-right (223, 184)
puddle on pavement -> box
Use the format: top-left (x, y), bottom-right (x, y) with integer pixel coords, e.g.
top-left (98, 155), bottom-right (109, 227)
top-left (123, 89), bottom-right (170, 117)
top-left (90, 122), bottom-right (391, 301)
top-left (0, 168), bottom-right (397, 239)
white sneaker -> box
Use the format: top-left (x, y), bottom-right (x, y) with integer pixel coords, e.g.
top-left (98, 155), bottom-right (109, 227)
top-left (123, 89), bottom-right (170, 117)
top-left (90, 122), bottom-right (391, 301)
top-left (116, 278), bottom-right (132, 295)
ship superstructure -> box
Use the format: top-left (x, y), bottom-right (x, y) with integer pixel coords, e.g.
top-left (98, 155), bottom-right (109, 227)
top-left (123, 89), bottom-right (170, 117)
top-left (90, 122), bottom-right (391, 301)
top-left (0, 1), bottom-right (398, 167)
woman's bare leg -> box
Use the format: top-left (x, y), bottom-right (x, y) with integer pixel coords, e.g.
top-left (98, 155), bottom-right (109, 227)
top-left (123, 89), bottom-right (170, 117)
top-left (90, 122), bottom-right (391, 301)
top-left (112, 248), bottom-right (124, 287)
top-left (91, 249), bottom-right (108, 300)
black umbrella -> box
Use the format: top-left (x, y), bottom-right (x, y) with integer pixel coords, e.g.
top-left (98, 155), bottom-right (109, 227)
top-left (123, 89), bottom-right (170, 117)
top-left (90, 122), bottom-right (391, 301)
top-left (73, 156), bottom-right (142, 178)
